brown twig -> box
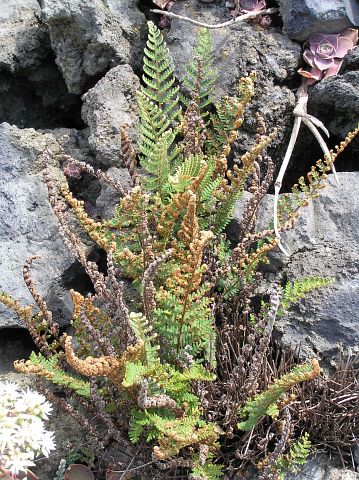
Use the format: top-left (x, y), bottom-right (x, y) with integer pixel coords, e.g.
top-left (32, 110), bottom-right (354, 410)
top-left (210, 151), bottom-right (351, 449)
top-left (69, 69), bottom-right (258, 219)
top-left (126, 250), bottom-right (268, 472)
top-left (150, 8), bottom-right (278, 29)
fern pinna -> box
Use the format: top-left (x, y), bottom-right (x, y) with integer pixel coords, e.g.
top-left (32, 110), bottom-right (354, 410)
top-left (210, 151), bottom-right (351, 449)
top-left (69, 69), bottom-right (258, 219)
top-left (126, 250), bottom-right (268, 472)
top-left (1, 20), bottom-right (358, 480)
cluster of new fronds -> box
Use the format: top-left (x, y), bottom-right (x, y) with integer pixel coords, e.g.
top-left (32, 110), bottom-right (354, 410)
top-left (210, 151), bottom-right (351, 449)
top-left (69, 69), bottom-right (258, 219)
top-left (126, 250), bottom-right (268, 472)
top-left (1, 21), bottom-right (358, 480)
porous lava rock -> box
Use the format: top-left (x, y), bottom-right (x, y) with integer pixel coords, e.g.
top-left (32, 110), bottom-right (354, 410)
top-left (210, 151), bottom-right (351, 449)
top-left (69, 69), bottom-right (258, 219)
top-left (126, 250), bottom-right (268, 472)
top-left (0, 123), bottom-right (79, 328)
top-left (81, 64), bottom-right (140, 167)
top-left (40, 0), bottom-right (146, 94)
top-left (229, 172), bottom-right (359, 361)
top-left (167, 1), bottom-right (302, 168)
top-left (278, 0), bottom-right (359, 41)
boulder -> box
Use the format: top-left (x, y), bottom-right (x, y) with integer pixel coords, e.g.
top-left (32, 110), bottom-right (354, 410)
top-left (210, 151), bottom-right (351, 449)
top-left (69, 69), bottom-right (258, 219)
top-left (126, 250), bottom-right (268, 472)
top-left (229, 172), bottom-right (359, 360)
top-left (0, 123), bottom-right (81, 328)
top-left (81, 64), bottom-right (140, 167)
top-left (167, 1), bottom-right (302, 166)
top-left (279, 0), bottom-right (359, 41)
top-left (40, 0), bottom-right (146, 94)
top-left (309, 72), bottom-right (359, 141)
top-left (0, 0), bottom-right (50, 73)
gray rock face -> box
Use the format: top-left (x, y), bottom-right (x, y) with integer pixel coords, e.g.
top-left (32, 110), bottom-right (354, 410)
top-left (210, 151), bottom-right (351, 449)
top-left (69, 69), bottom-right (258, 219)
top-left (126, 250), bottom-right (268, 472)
top-left (96, 167), bottom-right (132, 219)
top-left (279, 0), bottom-right (359, 41)
top-left (82, 64), bottom-right (140, 167)
top-left (167, 1), bottom-right (301, 166)
top-left (309, 71), bottom-right (359, 141)
top-left (230, 172), bottom-right (359, 360)
top-left (288, 458), bottom-right (359, 479)
top-left (40, 0), bottom-right (146, 94)
top-left (0, 123), bottom-right (77, 328)
top-left (0, 0), bottom-right (50, 73)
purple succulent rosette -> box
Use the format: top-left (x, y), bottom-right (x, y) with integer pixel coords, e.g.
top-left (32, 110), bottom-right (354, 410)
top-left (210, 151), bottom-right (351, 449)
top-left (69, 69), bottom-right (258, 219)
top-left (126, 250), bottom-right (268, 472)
top-left (239, 0), bottom-right (266, 13)
top-left (299, 28), bottom-right (358, 84)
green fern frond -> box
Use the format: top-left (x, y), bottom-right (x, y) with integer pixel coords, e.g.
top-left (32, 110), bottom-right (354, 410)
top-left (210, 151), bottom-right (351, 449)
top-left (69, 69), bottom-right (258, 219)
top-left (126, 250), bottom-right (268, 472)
top-left (208, 96), bottom-right (242, 153)
top-left (168, 154), bottom-right (203, 192)
top-left (139, 21), bottom-right (181, 194)
top-left (129, 312), bottom-right (160, 365)
top-left (122, 361), bottom-right (145, 388)
top-left (153, 285), bottom-right (215, 364)
top-left (142, 21), bottom-right (180, 119)
top-left (238, 359), bottom-right (320, 431)
top-left (191, 458), bottom-right (224, 480)
top-left (279, 277), bottom-right (334, 315)
top-left (140, 129), bottom-right (175, 199)
top-left (277, 432), bottom-right (311, 477)
top-left (213, 183), bottom-right (246, 235)
top-left (27, 352), bottom-right (90, 397)
top-left (182, 28), bottom-right (217, 118)
top-left (128, 409), bottom-right (151, 443)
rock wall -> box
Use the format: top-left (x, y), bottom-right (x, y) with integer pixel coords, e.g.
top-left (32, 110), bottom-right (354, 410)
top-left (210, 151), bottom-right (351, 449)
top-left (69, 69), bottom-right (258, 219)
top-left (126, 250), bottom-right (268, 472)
top-left (0, 0), bottom-right (358, 477)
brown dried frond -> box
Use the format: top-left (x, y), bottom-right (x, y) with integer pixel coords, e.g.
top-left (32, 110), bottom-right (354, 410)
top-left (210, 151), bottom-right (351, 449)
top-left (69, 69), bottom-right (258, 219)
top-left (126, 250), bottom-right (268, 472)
top-left (244, 286), bottom-right (281, 399)
top-left (177, 192), bottom-right (198, 247)
top-left (60, 186), bottom-right (116, 252)
top-left (64, 334), bottom-right (123, 388)
top-left (237, 72), bottom-right (256, 105)
top-left (42, 163), bottom-right (89, 269)
top-left (59, 153), bottom-right (126, 194)
top-left (70, 289), bottom-right (116, 355)
top-left (121, 341), bottom-right (145, 365)
top-left (153, 455), bottom-right (193, 471)
top-left (213, 97), bottom-right (248, 177)
top-left (258, 407), bottom-right (292, 480)
top-left (120, 124), bottom-right (140, 186)
top-left (240, 155), bottom-right (275, 240)
top-left (23, 256), bottom-right (59, 337)
top-left (157, 190), bottom-right (191, 240)
top-left (255, 113), bottom-right (267, 141)
top-left (0, 293), bottom-right (33, 325)
top-left (292, 348), bottom-right (359, 463)
top-left (106, 251), bottom-right (134, 347)
top-left (14, 359), bottom-right (54, 379)
top-left (138, 379), bottom-right (183, 416)
top-left (240, 130), bottom-right (277, 168)
top-left (182, 99), bottom-right (207, 156)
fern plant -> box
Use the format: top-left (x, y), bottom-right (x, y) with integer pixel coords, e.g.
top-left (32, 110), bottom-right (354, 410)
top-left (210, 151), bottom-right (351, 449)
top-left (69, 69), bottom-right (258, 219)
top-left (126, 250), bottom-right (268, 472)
top-left (275, 432), bottom-right (312, 479)
top-left (279, 276), bottom-right (334, 316)
top-left (1, 20), bottom-right (358, 480)
top-left (238, 359), bottom-right (320, 431)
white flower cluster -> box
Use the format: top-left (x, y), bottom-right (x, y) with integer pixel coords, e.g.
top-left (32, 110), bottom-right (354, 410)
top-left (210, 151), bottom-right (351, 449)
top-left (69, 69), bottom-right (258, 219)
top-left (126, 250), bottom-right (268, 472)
top-left (0, 381), bottom-right (56, 477)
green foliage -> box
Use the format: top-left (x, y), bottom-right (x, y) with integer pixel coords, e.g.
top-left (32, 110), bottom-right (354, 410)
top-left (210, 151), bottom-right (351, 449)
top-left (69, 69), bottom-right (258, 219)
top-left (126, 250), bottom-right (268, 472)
top-left (238, 360), bottom-right (319, 431)
top-left (277, 432), bottom-right (311, 478)
top-left (279, 277), bottom-right (334, 316)
top-left (139, 21), bottom-right (181, 196)
top-left (213, 180), bottom-right (246, 235)
top-left (126, 359), bottom-right (217, 456)
top-left (129, 312), bottom-right (160, 364)
top-left (183, 27), bottom-right (217, 117)
top-left (26, 352), bottom-right (90, 397)
top-left (141, 21), bottom-right (180, 121)
top-left (191, 459), bottom-right (224, 480)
